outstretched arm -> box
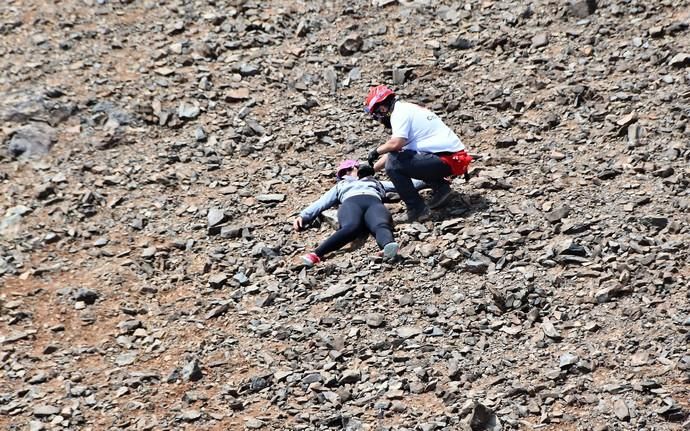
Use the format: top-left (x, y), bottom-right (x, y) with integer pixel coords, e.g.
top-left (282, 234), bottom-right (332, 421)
top-left (294, 184), bottom-right (339, 231)
top-left (380, 178), bottom-right (429, 193)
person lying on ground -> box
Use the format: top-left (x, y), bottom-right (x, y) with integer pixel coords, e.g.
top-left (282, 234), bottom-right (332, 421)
top-left (293, 160), bottom-right (400, 267)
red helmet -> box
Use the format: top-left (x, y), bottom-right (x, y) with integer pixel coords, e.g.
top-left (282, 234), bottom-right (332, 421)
top-left (364, 85), bottom-right (395, 114)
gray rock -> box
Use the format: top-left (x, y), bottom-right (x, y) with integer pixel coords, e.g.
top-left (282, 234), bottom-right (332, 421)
top-left (392, 68), bottom-right (407, 85)
top-left (545, 205), bottom-right (571, 223)
top-left (208, 273), bottom-right (227, 288)
top-left (340, 369), bottom-right (361, 384)
top-left (73, 287), bottom-right (99, 305)
top-left (195, 126), bottom-right (207, 142)
top-left (7, 123), bottom-right (56, 157)
top-left (462, 402), bottom-right (502, 431)
top-left (465, 258), bottom-right (489, 274)
top-left (182, 358), bottom-right (203, 382)
top-left (570, 0), bottom-right (597, 18)
top-left (246, 418), bottom-right (264, 429)
top-left (181, 410), bottom-right (201, 422)
top-left (396, 326), bottom-right (422, 339)
top-left (319, 284), bottom-right (354, 301)
top-left (256, 194), bottom-right (285, 203)
top-left (640, 215), bottom-right (668, 229)
top-left (541, 318), bottom-right (562, 339)
top-left (532, 32), bottom-right (549, 48)
top-left (239, 64), bottom-right (260, 77)
top-left (33, 405), bottom-right (60, 417)
top-left (324, 67), bottom-right (337, 93)
top-left (449, 35), bottom-right (473, 50)
top-left (178, 102), bottom-right (200, 119)
top-left (118, 319), bottom-right (142, 334)
top-left (559, 352), bottom-right (579, 369)
top-left (0, 205), bottom-right (31, 237)
top-left (320, 209), bottom-right (339, 229)
top-left (207, 208), bottom-right (226, 228)
top-left (613, 399), bottom-right (630, 421)
top-left (669, 53), bottom-right (689, 68)
top-left (115, 352), bottom-right (137, 366)
top-left (205, 302), bottom-right (229, 319)
top-left (339, 33), bottom-right (363, 56)
top-left (365, 313), bottom-right (385, 328)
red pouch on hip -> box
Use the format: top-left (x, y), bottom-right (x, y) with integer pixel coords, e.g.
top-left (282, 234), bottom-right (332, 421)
top-left (439, 150), bottom-right (473, 177)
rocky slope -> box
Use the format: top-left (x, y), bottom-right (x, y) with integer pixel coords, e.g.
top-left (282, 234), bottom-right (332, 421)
top-left (1, 0), bottom-right (689, 430)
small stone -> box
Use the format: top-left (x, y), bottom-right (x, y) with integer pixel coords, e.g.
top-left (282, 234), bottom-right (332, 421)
top-left (465, 258), bottom-right (489, 274)
top-left (8, 123), bottom-right (56, 158)
top-left (396, 326), bottom-right (422, 339)
top-left (462, 402), bottom-right (502, 431)
top-left (640, 215), bottom-right (668, 229)
top-left (616, 112), bottom-right (638, 127)
top-left (398, 294), bottom-right (414, 306)
top-left (194, 126), bottom-right (207, 142)
top-left (238, 64), bottom-right (260, 77)
top-left (33, 405), bottom-right (60, 417)
top-left (570, 0), bottom-right (597, 18)
top-left (256, 194), bottom-right (285, 203)
top-left (366, 313), bottom-right (385, 328)
top-left (72, 288), bottom-right (99, 305)
top-left (205, 303), bottom-right (230, 319)
top-left (245, 418), bottom-right (264, 429)
top-left (340, 369), bottom-right (361, 384)
top-left (208, 273), bottom-right (227, 288)
top-left (545, 205), bottom-right (571, 223)
top-left (181, 358), bottom-right (203, 382)
top-left (559, 352), bottom-right (579, 369)
top-left (541, 318), bottom-right (562, 339)
top-left (207, 208), bottom-right (226, 228)
top-left (115, 352), bottom-right (137, 366)
top-left (319, 284), bottom-right (354, 301)
top-left (495, 136), bottom-right (517, 148)
top-left (225, 88), bottom-right (250, 101)
top-left (613, 399), bottom-right (630, 421)
top-left (181, 410), bottom-right (201, 422)
top-left (532, 32), bottom-right (549, 48)
top-left (448, 35), bottom-right (473, 50)
top-left (141, 247), bottom-right (157, 258)
top-left (669, 53), bottom-right (690, 68)
top-left (178, 102), bottom-right (200, 119)
top-left (392, 68), bottom-right (407, 85)
top-left (338, 33), bottom-right (363, 56)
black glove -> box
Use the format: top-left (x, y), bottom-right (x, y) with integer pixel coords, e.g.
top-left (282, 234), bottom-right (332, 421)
top-left (367, 149), bottom-right (379, 166)
top-left (357, 164), bottom-right (375, 178)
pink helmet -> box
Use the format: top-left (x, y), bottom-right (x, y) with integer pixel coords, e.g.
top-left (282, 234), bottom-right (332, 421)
top-left (364, 85), bottom-right (395, 114)
top-left (336, 159), bottom-right (359, 179)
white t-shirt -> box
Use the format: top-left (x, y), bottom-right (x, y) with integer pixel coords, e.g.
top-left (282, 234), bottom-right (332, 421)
top-left (390, 101), bottom-right (464, 153)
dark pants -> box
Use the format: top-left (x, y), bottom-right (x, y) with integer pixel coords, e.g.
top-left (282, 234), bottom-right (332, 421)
top-left (385, 150), bottom-right (452, 211)
top-left (314, 195), bottom-right (394, 258)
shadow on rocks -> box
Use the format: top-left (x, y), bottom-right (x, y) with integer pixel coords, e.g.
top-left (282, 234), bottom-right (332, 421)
top-left (432, 191), bottom-right (490, 220)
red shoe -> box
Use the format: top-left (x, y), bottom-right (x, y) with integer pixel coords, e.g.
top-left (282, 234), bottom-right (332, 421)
top-left (301, 253), bottom-right (321, 267)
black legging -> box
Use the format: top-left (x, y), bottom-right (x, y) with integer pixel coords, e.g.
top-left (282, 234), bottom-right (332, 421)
top-left (314, 195), bottom-right (394, 258)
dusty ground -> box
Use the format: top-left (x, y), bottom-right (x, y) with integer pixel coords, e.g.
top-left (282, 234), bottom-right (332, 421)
top-left (1, 0), bottom-right (689, 430)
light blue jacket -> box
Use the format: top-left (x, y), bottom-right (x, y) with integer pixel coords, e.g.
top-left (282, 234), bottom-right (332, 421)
top-left (299, 175), bottom-right (426, 224)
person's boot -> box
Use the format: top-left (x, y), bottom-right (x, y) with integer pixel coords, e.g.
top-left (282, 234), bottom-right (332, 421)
top-left (428, 183), bottom-right (452, 209)
top-left (394, 205), bottom-right (430, 223)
